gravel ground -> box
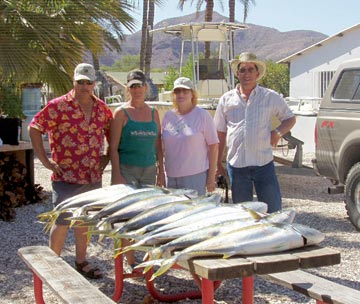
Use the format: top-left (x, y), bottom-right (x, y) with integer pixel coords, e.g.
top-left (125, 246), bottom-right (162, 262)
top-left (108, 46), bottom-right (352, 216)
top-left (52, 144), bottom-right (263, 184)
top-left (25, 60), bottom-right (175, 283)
top-left (1, 150), bottom-right (359, 304)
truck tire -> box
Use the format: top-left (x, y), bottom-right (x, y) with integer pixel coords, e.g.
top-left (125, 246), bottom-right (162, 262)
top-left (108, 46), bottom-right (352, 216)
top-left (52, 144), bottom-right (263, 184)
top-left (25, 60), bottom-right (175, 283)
top-left (344, 162), bottom-right (360, 231)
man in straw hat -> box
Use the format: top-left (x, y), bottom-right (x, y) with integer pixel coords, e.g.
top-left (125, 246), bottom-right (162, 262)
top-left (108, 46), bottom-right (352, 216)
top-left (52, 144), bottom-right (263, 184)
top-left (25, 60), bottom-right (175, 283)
top-left (214, 52), bottom-right (296, 212)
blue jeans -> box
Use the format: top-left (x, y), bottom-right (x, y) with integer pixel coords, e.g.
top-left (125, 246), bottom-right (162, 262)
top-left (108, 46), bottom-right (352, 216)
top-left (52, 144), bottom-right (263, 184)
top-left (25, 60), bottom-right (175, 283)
top-left (227, 161), bottom-right (281, 213)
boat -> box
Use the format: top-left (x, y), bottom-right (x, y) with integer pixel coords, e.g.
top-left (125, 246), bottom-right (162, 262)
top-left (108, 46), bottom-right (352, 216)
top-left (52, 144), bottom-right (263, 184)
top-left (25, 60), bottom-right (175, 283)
top-left (285, 97), bottom-right (321, 116)
top-left (104, 22), bottom-right (247, 116)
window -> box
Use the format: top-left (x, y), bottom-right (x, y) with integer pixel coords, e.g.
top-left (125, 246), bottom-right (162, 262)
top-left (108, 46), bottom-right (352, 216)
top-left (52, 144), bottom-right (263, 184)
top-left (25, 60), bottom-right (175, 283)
top-left (320, 71), bottom-right (335, 97)
top-left (332, 69), bottom-right (360, 102)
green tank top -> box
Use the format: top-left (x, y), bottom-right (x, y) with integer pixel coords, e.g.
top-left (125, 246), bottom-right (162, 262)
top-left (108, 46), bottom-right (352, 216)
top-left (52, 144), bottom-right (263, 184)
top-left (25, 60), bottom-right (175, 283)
top-left (119, 107), bottom-right (158, 167)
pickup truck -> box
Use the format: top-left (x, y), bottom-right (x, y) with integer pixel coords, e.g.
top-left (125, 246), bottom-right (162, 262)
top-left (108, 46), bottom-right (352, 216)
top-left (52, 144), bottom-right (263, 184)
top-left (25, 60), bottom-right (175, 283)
top-left (313, 58), bottom-right (360, 230)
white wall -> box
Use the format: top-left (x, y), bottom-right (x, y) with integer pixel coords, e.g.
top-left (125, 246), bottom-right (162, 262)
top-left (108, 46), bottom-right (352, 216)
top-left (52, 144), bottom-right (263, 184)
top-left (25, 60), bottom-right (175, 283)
top-left (288, 27), bottom-right (360, 98)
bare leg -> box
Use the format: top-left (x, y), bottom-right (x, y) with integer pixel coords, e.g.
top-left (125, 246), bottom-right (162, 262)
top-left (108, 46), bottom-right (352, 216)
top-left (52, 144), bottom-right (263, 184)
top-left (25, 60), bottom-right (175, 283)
top-left (74, 226), bottom-right (88, 264)
top-left (49, 224), bottom-right (68, 256)
top-left (74, 225), bottom-right (102, 277)
top-left (123, 239), bottom-right (135, 265)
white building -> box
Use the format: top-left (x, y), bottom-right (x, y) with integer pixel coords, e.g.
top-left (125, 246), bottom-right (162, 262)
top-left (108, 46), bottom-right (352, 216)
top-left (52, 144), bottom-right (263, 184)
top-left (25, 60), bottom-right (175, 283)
top-left (278, 23), bottom-right (360, 98)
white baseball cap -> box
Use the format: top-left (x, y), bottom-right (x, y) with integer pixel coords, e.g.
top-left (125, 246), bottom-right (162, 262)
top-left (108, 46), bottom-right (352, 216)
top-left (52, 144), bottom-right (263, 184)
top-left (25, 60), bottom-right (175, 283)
top-left (173, 77), bottom-right (193, 90)
top-left (74, 63), bottom-right (96, 81)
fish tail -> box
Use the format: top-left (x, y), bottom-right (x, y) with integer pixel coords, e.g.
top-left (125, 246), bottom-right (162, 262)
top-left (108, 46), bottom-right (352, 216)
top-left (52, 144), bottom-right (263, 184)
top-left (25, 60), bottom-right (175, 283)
top-left (149, 247), bottom-right (164, 260)
top-left (136, 259), bottom-right (164, 274)
top-left (150, 257), bottom-right (177, 280)
top-left (75, 217), bottom-right (98, 227)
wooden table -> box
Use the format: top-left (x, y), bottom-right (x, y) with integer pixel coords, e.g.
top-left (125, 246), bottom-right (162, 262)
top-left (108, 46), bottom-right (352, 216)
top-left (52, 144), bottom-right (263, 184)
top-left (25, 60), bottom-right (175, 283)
top-left (0, 141), bottom-right (34, 185)
top-left (112, 245), bottom-right (340, 303)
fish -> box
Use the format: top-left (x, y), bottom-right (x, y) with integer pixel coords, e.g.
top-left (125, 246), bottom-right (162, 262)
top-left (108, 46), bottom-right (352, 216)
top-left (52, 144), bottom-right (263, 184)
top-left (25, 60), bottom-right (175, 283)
top-left (128, 193), bottom-right (223, 237)
top-left (72, 187), bottom-right (195, 226)
top-left (38, 184), bottom-right (139, 232)
top-left (148, 209), bottom-right (296, 260)
top-left (96, 193), bottom-right (223, 241)
top-left (142, 222), bottom-right (324, 280)
top-left (119, 206), bottom-right (262, 254)
top-left (94, 194), bottom-right (192, 231)
top-left (142, 203), bottom-right (260, 237)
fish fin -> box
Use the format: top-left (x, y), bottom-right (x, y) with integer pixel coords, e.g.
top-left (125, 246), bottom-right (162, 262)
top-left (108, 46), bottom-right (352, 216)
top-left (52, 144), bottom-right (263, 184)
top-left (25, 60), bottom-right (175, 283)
top-left (247, 208), bottom-right (263, 221)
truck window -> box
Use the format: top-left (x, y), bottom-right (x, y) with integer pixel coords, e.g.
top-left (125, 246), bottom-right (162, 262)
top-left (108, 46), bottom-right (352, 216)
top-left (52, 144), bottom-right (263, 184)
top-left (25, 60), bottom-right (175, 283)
top-left (332, 69), bottom-right (360, 102)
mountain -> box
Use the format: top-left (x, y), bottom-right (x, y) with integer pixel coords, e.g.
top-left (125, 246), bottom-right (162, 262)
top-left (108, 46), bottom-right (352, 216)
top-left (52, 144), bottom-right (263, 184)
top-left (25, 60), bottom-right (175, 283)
top-left (100, 11), bottom-right (327, 69)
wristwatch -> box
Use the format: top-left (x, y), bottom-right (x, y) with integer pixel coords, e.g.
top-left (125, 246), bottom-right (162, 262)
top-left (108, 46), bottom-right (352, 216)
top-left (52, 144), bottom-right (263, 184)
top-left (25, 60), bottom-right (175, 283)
top-left (274, 128), bottom-right (282, 137)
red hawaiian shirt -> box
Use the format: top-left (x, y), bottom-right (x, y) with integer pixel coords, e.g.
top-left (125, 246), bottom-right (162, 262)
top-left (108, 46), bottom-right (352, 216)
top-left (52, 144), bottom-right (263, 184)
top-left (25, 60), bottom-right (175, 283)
top-left (30, 90), bottom-right (113, 184)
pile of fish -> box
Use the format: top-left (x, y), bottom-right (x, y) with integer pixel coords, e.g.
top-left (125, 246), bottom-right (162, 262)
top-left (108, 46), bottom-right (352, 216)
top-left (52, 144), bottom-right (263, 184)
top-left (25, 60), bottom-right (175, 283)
top-left (38, 184), bottom-right (325, 280)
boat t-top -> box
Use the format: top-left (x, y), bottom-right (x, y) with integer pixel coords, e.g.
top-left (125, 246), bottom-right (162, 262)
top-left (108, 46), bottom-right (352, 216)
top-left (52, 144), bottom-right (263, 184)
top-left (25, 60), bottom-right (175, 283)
top-left (150, 22), bottom-right (247, 107)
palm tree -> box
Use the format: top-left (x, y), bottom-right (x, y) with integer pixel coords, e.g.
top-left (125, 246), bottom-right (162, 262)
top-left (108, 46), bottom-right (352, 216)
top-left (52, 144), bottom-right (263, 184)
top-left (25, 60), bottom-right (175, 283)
top-left (229, 0), bottom-right (256, 23)
top-left (139, 0), bottom-right (164, 76)
top-left (0, 1), bottom-right (136, 95)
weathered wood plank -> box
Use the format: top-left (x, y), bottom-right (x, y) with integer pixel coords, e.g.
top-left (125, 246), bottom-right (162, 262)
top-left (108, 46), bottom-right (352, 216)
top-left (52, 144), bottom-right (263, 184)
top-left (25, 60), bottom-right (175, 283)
top-left (246, 252), bottom-right (300, 274)
top-left (178, 246), bottom-right (340, 281)
top-left (183, 257), bottom-right (254, 281)
top-left (18, 246), bottom-right (115, 304)
top-left (290, 245), bottom-right (341, 268)
top-left (263, 269), bottom-right (360, 304)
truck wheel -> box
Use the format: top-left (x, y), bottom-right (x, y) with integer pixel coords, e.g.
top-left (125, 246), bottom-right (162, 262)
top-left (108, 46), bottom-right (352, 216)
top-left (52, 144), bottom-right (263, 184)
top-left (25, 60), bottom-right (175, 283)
top-left (345, 162), bottom-right (360, 231)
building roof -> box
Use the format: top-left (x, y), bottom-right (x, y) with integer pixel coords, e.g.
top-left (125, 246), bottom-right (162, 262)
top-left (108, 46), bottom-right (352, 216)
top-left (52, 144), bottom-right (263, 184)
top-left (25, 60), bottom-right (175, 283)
top-left (277, 23), bottom-right (360, 63)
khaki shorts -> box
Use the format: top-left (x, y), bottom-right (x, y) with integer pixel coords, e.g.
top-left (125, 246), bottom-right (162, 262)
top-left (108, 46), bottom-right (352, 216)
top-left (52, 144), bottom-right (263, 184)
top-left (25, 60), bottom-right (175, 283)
top-left (120, 164), bottom-right (156, 187)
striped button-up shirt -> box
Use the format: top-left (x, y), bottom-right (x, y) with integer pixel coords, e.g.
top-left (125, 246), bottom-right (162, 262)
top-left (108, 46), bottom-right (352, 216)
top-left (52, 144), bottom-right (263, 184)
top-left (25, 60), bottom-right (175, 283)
top-left (214, 84), bottom-right (294, 168)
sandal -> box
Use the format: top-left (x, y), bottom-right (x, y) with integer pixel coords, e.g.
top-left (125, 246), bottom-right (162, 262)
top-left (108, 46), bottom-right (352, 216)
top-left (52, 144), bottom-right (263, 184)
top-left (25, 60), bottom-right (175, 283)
top-left (75, 260), bottom-right (103, 279)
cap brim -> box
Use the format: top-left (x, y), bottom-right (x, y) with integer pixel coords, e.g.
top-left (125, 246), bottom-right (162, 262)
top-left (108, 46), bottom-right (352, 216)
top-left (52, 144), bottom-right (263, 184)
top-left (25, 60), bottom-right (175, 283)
top-left (74, 75), bottom-right (95, 81)
top-left (127, 79), bottom-right (144, 87)
top-left (173, 85), bottom-right (192, 90)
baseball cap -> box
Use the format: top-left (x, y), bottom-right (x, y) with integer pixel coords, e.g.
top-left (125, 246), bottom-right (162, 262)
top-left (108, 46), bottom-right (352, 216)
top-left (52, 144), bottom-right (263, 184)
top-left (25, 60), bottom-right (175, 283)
top-left (173, 77), bottom-right (193, 90)
top-left (127, 69), bottom-right (146, 87)
top-left (74, 63), bottom-right (96, 81)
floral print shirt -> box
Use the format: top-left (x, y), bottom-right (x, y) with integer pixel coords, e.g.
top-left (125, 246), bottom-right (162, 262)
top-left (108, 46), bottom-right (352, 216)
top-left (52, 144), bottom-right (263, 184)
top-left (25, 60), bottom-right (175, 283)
top-left (30, 90), bottom-right (113, 184)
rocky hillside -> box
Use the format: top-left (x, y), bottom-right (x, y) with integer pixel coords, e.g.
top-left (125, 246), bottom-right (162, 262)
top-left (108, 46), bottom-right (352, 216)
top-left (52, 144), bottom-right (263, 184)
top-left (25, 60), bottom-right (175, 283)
top-left (100, 11), bottom-right (327, 69)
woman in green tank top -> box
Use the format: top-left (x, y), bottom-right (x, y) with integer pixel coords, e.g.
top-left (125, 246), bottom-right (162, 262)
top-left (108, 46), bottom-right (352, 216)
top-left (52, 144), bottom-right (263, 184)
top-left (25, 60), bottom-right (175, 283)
top-left (109, 69), bottom-right (165, 187)
top-left (109, 69), bottom-right (165, 272)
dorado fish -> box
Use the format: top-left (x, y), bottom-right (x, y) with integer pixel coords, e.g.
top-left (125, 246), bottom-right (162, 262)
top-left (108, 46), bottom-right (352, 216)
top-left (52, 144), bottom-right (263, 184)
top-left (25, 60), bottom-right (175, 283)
top-left (142, 203), bottom-right (261, 237)
top-left (148, 209), bottom-right (296, 260)
top-left (96, 193), bottom-right (223, 241)
top-left (119, 206), bottom-right (262, 254)
top-left (38, 184), bottom-right (140, 232)
top-left (71, 187), bottom-right (182, 225)
top-left (142, 222), bottom-right (324, 280)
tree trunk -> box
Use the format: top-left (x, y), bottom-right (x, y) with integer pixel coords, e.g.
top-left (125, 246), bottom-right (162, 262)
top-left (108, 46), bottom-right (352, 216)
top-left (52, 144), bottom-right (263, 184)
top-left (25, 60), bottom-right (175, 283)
top-left (204, 0), bottom-right (214, 59)
top-left (140, 0), bottom-right (149, 71)
top-left (144, 0), bottom-right (155, 78)
top-left (229, 0), bottom-right (235, 57)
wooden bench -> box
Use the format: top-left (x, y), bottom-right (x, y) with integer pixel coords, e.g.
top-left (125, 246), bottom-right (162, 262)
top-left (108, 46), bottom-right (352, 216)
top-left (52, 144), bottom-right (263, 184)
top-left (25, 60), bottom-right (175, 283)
top-left (263, 269), bottom-right (360, 304)
top-left (18, 246), bottom-right (115, 304)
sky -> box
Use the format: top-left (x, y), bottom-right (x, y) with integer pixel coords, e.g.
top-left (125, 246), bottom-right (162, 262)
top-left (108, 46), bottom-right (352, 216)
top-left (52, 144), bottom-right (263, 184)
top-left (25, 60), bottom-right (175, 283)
top-left (130, 0), bottom-right (360, 36)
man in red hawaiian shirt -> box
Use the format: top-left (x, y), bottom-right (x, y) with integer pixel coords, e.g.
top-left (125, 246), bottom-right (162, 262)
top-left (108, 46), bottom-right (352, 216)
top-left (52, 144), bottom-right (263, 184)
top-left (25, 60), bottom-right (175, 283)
top-left (29, 63), bottom-right (113, 279)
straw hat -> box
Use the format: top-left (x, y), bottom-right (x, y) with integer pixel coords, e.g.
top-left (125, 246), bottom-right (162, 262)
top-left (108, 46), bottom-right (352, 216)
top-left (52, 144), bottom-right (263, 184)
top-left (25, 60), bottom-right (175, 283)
top-left (230, 52), bottom-right (266, 80)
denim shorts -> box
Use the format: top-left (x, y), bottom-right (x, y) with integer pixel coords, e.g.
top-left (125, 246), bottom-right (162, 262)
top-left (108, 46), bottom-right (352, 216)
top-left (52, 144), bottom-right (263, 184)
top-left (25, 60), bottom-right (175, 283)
top-left (52, 181), bottom-right (102, 225)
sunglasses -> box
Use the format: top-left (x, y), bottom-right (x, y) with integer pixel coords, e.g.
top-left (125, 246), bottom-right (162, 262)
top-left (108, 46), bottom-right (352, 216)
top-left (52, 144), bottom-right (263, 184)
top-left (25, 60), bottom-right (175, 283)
top-left (129, 83), bottom-right (144, 89)
top-left (76, 80), bottom-right (94, 85)
top-left (238, 67), bottom-right (257, 74)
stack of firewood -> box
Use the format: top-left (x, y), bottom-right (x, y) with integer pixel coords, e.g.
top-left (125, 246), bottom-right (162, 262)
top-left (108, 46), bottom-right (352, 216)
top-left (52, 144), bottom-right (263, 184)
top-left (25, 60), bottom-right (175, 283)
top-left (0, 153), bottom-right (45, 221)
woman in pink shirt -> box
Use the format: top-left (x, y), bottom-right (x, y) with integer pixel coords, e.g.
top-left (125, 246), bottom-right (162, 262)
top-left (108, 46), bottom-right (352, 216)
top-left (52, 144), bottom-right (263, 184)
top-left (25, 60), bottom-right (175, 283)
top-left (161, 77), bottom-right (219, 196)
